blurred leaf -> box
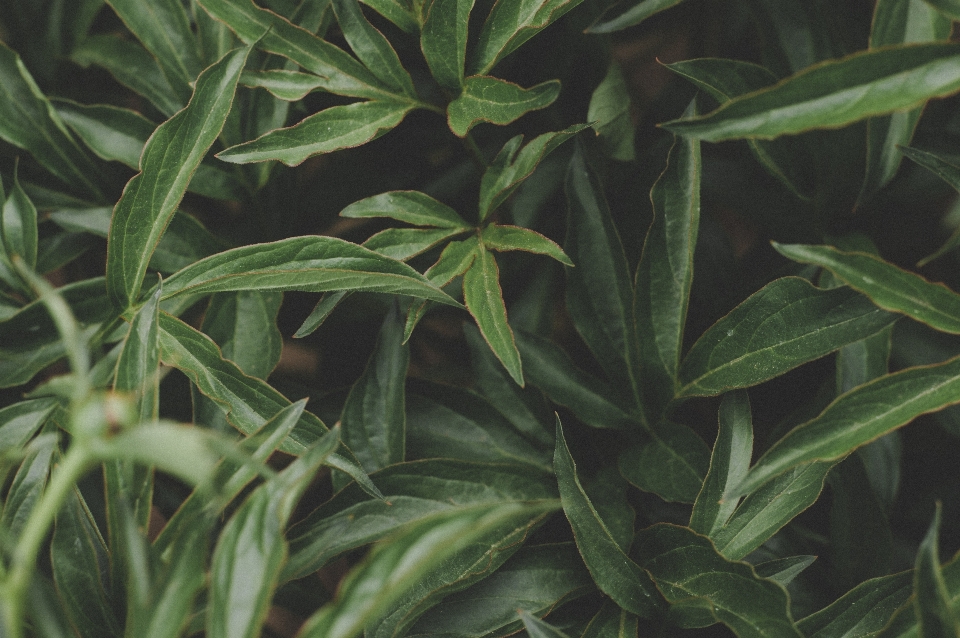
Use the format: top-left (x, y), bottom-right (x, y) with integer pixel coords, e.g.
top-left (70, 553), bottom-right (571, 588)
top-left (587, 0), bottom-right (688, 33)
top-left (283, 459), bottom-right (558, 580)
top-left (208, 428), bottom-right (340, 638)
top-left (218, 100), bottom-right (413, 165)
top-left (618, 422), bottom-right (710, 503)
top-left (690, 391), bottom-right (753, 536)
top-left (588, 61), bottom-right (635, 161)
top-left (635, 524), bottom-right (803, 637)
top-left (913, 505), bottom-right (960, 636)
top-left (635, 103), bottom-right (700, 414)
top-left (581, 599), bottom-right (638, 638)
top-left (422, 0), bottom-right (474, 89)
top-left (340, 190), bottom-right (470, 228)
top-left (299, 502), bottom-right (558, 638)
top-left (470, 0), bottom-right (586, 74)
top-left (26, 574), bottom-right (77, 638)
top-left (662, 43), bottom-right (960, 141)
top-left (565, 142), bottom-right (641, 404)
top-left (35, 232), bottom-right (89, 275)
top-left (2, 170), bottom-right (38, 270)
top-left (923, 0), bottom-right (960, 22)
top-left (0, 433), bottom-right (54, 540)
top-left (555, 419), bottom-right (662, 617)
top-left (333, 0), bottom-right (416, 98)
top-left (407, 543), bottom-right (593, 635)
top-left (797, 570), bottom-right (913, 637)
top-left (106, 46), bottom-right (249, 310)
top-left (0, 42), bottom-right (104, 199)
top-left (463, 247), bottom-right (524, 385)
top-left (96, 422), bottom-right (221, 486)
top-left (0, 398), bottom-right (57, 451)
top-left (481, 224), bottom-right (572, 265)
top-left (677, 277), bottom-right (897, 398)
top-left (521, 610), bottom-right (570, 638)
top-left (479, 124), bottom-right (586, 221)
top-left (447, 76), bottom-right (560, 137)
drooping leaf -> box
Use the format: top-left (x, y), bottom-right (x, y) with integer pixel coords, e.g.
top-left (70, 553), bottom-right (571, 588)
top-left (421, 0), bottom-right (474, 89)
top-left (677, 277), bottom-right (897, 398)
top-left (481, 224), bottom-right (572, 265)
top-left (340, 190), bottom-right (470, 228)
top-left (106, 46), bottom-right (249, 310)
top-left (217, 100), bottom-right (414, 166)
top-left (776, 243), bottom-right (960, 334)
top-left (2, 170), bottom-right (38, 270)
top-left (555, 419), bottom-right (662, 617)
top-left (587, 61), bottom-right (635, 161)
top-left (159, 236), bottom-right (461, 306)
top-left (447, 76), bottom-right (560, 137)
top-left (618, 422), bottom-right (710, 504)
top-left (661, 43), bottom-right (960, 141)
top-left (635, 524), bottom-right (803, 637)
top-left (294, 290), bottom-right (351, 338)
top-left (333, 0), bottom-right (416, 98)
top-left (587, 0), bottom-right (688, 33)
top-left (463, 246), bottom-right (524, 385)
top-left (912, 505), bottom-right (960, 636)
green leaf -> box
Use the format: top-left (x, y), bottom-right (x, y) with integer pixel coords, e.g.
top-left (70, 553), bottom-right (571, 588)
top-left (463, 246), bottom-right (524, 385)
top-left (298, 502), bottom-right (559, 638)
top-left (661, 43), bottom-right (960, 141)
top-left (407, 542), bottom-right (593, 635)
top-left (478, 124), bottom-right (586, 221)
top-left (0, 42), bottom-right (105, 199)
top-left (481, 224), bottom-right (572, 265)
top-left (240, 69), bottom-right (327, 101)
top-left (677, 277), bottom-right (897, 398)
top-left (587, 0), bottom-right (688, 33)
top-left (635, 103), bottom-right (700, 414)
top-left (588, 61), bottom-right (635, 161)
top-left (96, 422), bottom-right (222, 486)
top-left (421, 0), bottom-right (474, 89)
top-left (521, 610), bottom-right (570, 638)
top-left (104, 0), bottom-right (203, 95)
top-left (797, 570), bottom-right (913, 638)
top-left (218, 100), bottom-right (413, 166)
top-left (340, 190), bottom-right (470, 228)
top-left (208, 428), bottom-right (341, 638)
top-left (901, 147), bottom-right (960, 267)
top-left (470, 0), bottom-right (586, 75)
top-left (197, 0), bottom-right (400, 100)
top-left (70, 35), bottom-right (185, 117)
top-left (618, 422), bottom-right (710, 503)
top-left (106, 46), bottom-right (249, 310)
top-left (361, 0), bottom-right (419, 32)
top-left (925, 0), bottom-right (960, 20)
top-left (160, 236), bottom-right (460, 306)
top-left (515, 329), bottom-right (638, 430)
top-left (333, 0), bottom-right (416, 98)
top-left (565, 142), bottom-right (641, 404)
top-left (294, 290), bottom-right (351, 338)
top-left (755, 556), bottom-right (817, 587)
top-left (555, 418), bottom-right (662, 617)
top-left (0, 433), bottom-right (54, 540)
top-left (581, 599), bottom-right (639, 638)
top-left (424, 235), bottom-right (481, 285)
top-left (635, 524), bottom-right (803, 637)
top-left (341, 305), bottom-right (408, 473)
top-left (363, 227), bottom-right (468, 260)
top-left (690, 391), bottom-right (753, 537)
top-left (114, 283), bottom-right (161, 421)
top-left (447, 76), bottom-right (560, 137)
top-left (777, 243), bottom-right (960, 335)
top-left (406, 379), bottom-right (552, 469)
top-left (283, 459), bottom-right (558, 580)
top-left (712, 461), bottom-right (835, 560)
top-left (2, 170), bottom-right (38, 269)
top-left (913, 505), bottom-right (960, 636)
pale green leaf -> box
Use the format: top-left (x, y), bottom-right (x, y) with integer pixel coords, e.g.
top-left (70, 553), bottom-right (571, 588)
top-left (333, 0), bottom-right (416, 97)
top-left (240, 69), bottom-right (327, 101)
top-left (421, 0), bottom-right (475, 89)
top-left (447, 76), bottom-right (560, 137)
top-left (363, 227), bottom-right (468, 260)
top-left (340, 190), bottom-right (470, 228)
top-left (463, 247), bottom-right (524, 385)
top-left (481, 224), bottom-right (572, 265)
top-left (2, 171), bottom-right (38, 269)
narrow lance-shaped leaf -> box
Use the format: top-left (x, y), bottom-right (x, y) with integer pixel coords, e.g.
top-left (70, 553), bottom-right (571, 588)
top-left (618, 422), bottom-right (710, 504)
top-left (0, 433), bottom-right (55, 541)
top-left (775, 242), bottom-right (960, 334)
top-left (901, 146), bottom-right (960, 267)
top-left (421, 0), bottom-right (474, 89)
top-left (481, 224), bottom-right (572, 265)
top-left (294, 290), bottom-right (351, 339)
top-left (588, 61), bottom-right (635, 161)
top-left (218, 100), bottom-right (414, 166)
top-left (677, 277), bottom-right (897, 398)
top-left (363, 227), bottom-right (468, 261)
top-left (661, 42), bottom-right (960, 141)
top-left (464, 246), bottom-right (524, 385)
top-left (796, 570), bottom-right (913, 638)
top-left (555, 418), bottom-right (662, 617)
top-left (520, 610), bottom-right (569, 638)
top-left (913, 504), bottom-right (960, 636)
top-left (333, 0), bottom-right (416, 98)
top-left (727, 354), bottom-right (960, 500)
top-left (361, 0), bottom-right (418, 32)
top-left (106, 46), bottom-right (249, 309)
top-left (2, 169), bottom-right (38, 269)
top-left (447, 76), bottom-right (559, 137)
top-left (587, 0), bottom-right (689, 33)
top-left (240, 69), bottom-right (327, 101)
top-left (635, 100), bottom-right (700, 413)
top-left (340, 190), bottom-right (471, 228)
top-left (114, 282), bottom-right (161, 421)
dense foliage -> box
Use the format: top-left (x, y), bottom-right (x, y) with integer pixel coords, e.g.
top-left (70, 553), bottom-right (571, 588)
top-left (2, 0), bottom-right (960, 635)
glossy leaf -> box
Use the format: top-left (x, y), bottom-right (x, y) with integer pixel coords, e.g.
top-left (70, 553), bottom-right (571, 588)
top-left (479, 124), bottom-right (586, 221)
top-left (2, 171), bottom-right (38, 269)
top-left (588, 61), bottom-right (635, 161)
top-left (283, 459), bottom-right (558, 580)
top-left (913, 505), bottom-right (960, 636)
top-left (0, 43), bottom-right (104, 198)
top-left (333, 0), bottom-right (416, 98)
top-left (340, 190), bottom-right (470, 228)
top-left (447, 76), bottom-right (560, 137)
top-left (635, 104), bottom-right (700, 413)
top-left (555, 419), bottom-right (662, 617)
top-left (207, 428), bottom-right (340, 638)
top-left (464, 247), bottom-right (524, 385)
top-left (361, 0), bottom-right (419, 32)
top-left (160, 235), bottom-right (460, 306)
top-left (240, 69), bottom-right (326, 101)
top-left (421, 0), bottom-right (474, 89)
top-left (587, 0), bottom-right (688, 33)
top-left (635, 524), bottom-right (803, 637)
top-left (114, 283), bottom-right (161, 421)
top-left (797, 570), bottom-right (913, 638)
top-left (690, 391), bottom-right (753, 536)
top-left (106, 46), bottom-right (249, 309)
top-left (618, 422), bottom-right (710, 504)
top-left (677, 277), bottom-right (897, 398)
top-left (661, 43), bottom-right (960, 141)
top-left (470, 0), bottom-right (586, 74)
top-left (565, 142), bottom-right (641, 402)
top-left (218, 100), bottom-right (413, 166)
top-left (363, 227), bottom-right (467, 260)
top-left (481, 224), bottom-right (572, 265)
